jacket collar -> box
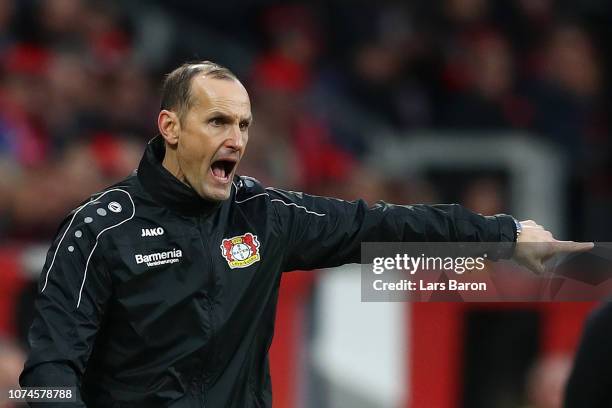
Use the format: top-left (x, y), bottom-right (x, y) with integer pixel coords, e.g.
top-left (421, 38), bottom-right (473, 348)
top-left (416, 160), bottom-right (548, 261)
top-left (137, 136), bottom-right (222, 216)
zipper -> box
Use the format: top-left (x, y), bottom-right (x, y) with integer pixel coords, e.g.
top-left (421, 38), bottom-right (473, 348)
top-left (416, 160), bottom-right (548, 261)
top-left (202, 293), bottom-right (217, 390)
top-left (196, 216), bottom-right (218, 391)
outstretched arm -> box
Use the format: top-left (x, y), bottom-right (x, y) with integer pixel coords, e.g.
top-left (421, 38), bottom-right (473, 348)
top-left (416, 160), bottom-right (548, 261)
top-left (268, 188), bottom-right (517, 271)
top-left (268, 188), bottom-right (592, 273)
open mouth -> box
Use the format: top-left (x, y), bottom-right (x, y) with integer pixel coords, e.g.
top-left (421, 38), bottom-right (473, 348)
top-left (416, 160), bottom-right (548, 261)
top-left (210, 158), bottom-right (237, 183)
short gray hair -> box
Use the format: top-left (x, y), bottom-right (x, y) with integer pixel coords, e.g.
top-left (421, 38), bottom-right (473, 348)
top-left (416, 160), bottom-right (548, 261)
top-left (160, 61), bottom-right (239, 119)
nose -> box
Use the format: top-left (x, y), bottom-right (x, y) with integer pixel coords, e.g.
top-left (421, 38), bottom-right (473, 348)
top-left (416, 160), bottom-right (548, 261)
top-left (225, 125), bottom-right (245, 151)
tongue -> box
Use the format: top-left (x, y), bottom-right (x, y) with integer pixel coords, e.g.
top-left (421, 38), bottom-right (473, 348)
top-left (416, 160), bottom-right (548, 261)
top-left (212, 162), bottom-right (226, 179)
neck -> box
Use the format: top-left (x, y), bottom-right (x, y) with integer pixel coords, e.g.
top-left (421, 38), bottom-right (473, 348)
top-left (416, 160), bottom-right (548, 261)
top-left (137, 135), bottom-right (221, 216)
top-left (162, 145), bottom-right (187, 184)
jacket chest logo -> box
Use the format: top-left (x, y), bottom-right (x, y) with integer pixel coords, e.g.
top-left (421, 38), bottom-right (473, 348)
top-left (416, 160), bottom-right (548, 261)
top-left (135, 248), bottom-right (182, 267)
top-left (141, 227), bottom-right (165, 237)
top-left (220, 233), bottom-right (261, 269)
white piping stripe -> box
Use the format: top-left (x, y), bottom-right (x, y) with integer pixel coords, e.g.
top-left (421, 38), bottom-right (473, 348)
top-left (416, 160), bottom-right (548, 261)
top-left (265, 187), bottom-right (301, 195)
top-left (89, 186), bottom-right (132, 201)
top-left (98, 185), bottom-right (132, 191)
top-left (270, 199), bottom-right (326, 216)
top-left (234, 192), bottom-right (269, 204)
top-left (77, 189), bottom-right (136, 308)
top-left (77, 240), bottom-right (101, 308)
top-left (42, 200), bottom-right (95, 292)
top-left (234, 189), bottom-right (326, 216)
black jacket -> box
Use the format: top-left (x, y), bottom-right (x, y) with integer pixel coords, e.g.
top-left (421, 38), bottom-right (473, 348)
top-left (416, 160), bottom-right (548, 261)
top-left (20, 136), bottom-right (517, 407)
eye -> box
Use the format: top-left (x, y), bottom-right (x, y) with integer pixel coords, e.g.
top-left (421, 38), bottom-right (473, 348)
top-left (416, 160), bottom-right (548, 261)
top-left (209, 117), bottom-right (225, 127)
top-left (239, 121), bottom-right (250, 131)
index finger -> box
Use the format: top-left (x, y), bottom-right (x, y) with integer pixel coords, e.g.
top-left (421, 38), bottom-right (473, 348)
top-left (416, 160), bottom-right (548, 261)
top-left (553, 241), bottom-right (595, 253)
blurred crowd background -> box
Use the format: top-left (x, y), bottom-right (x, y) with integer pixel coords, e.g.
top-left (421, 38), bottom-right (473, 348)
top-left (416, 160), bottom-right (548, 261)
top-left (0, 0), bottom-right (611, 407)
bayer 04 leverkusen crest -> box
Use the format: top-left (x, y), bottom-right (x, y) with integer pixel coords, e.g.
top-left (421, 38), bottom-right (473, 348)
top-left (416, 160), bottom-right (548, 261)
top-left (220, 233), bottom-right (261, 269)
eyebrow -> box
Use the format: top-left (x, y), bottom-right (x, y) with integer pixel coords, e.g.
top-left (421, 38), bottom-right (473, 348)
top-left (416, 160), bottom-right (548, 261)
top-left (208, 111), bottom-right (252, 123)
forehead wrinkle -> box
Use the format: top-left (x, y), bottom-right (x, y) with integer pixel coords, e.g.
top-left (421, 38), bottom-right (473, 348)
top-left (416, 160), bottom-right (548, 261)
top-left (204, 96), bottom-right (251, 118)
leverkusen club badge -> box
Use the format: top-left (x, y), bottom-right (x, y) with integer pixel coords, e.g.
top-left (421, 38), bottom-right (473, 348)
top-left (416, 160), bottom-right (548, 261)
top-left (220, 233), bottom-right (261, 269)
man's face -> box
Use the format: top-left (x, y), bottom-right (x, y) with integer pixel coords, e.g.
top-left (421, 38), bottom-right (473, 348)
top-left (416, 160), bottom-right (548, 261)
top-left (173, 76), bottom-right (251, 201)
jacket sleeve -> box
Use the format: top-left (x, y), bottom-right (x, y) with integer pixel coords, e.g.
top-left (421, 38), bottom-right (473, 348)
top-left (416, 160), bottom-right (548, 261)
top-left (267, 188), bottom-right (517, 272)
top-left (19, 212), bottom-right (113, 407)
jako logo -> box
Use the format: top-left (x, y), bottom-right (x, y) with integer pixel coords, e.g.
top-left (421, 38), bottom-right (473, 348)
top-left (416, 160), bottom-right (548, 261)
top-left (142, 227), bottom-right (165, 237)
top-left (135, 248), bottom-right (182, 267)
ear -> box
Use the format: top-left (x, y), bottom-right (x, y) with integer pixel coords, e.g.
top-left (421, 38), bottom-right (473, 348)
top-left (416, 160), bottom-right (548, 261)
top-left (158, 110), bottom-right (181, 146)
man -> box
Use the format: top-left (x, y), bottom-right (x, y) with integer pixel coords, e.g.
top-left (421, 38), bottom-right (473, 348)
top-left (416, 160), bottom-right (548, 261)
top-left (564, 300), bottom-right (612, 407)
top-left (20, 61), bottom-right (591, 407)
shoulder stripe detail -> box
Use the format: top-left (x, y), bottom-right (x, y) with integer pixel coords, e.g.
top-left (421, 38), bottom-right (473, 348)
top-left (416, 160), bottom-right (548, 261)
top-left (270, 199), bottom-right (326, 217)
top-left (41, 189), bottom-right (135, 297)
top-left (90, 186), bottom-right (133, 199)
top-left (234, 189), bottom-right (326, 216)
top-left (234, 192), bottom-right (269, 204)
top-left (41, 201), bottom-right (91, 292)
top-left (265, 187), bottom-right (301, 194)
top-left (77, 189), bottom-right (136, 308)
